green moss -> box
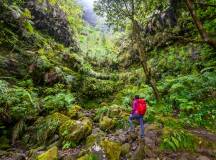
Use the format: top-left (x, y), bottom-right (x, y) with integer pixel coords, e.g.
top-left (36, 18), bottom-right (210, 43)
top-left (80, 77), bottom-right (118, 99)
top-left (59, 117), bottom-right (92, 143)
top-left (95, 104), bottom-right (129, 121)
top-left (37, 146), bottom-right (58, 160)
top-left (86, 134), bottom-right (97, 147)
top-left (33, 112), bottom-right (71, 144)
top-left (67, 105), bottom-right (82, 119)
top-left (157, 116), bottom-right (184, 129)
top-left (78, 153), bottom-right (98, 160)
top-left (100, 139), bottom-right (121, 160)
top-left (120, 143), bottom-right (130, 155)
top-left (86, 131), bottom-right (105, 148)
top-left (99, 116), bottom-right (116, 131)
top-left (50, 112), bottom-right (72, 125)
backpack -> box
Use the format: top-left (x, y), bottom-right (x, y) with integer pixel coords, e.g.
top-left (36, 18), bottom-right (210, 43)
top-left (137, 98), bottom-right (147, 115)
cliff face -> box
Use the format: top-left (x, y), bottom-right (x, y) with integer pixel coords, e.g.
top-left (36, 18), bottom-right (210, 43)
top-left (26, 0), bottom-right (78, 49)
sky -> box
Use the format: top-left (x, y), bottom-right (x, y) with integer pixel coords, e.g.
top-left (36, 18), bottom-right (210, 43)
top-left (76, 0), bottom-right (100, 26)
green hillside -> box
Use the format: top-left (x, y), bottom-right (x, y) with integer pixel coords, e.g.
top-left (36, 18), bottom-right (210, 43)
top-left (0, 0), bottom-right (215, 159)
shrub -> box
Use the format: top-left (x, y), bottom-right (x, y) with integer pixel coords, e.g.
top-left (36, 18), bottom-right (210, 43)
top-left (43, 91), bottom-right (75, 112)
top-left (161, 129), bottom-right (197, 151)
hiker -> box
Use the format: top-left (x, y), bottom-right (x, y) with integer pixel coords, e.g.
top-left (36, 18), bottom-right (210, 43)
top-left (128, 95), bottom-right (147, 138)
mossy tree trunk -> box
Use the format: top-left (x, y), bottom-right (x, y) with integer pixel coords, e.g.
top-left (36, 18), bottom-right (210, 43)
top-left (132, 20), bottom-right (161, 102)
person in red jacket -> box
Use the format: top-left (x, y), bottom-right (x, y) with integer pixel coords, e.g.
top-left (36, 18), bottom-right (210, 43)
top-left (128, 95), bottom-right (145, 138)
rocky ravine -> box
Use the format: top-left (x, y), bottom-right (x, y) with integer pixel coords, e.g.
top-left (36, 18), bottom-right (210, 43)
top-left (0, 104), bottom-right (216, 160)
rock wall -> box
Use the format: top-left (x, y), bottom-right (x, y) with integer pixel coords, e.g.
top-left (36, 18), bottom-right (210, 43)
top-left (26, 0), bottom-right (78, 50)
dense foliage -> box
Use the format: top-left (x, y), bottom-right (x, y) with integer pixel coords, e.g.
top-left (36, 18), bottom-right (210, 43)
top-left (0, 0), bottom-right (215, 159)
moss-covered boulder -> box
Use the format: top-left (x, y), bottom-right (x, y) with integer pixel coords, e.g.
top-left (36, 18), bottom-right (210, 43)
top-left (99, 116), bottom-right (116, 131)
top-left (77, 153), bottom-right (98, 160)
top-left (59, 117), bottom-right (93, 143)
top-left (121, 143), bottom-right (130, 156)
top-left (86, 130), bottom-right (106, 148)
top-left (67, 105), bottom-right (83, 119)
top-left (32, 112), bottom-right (71, 144)
top-left (132, 141), bottom-right (145, 160)
top-left (95, 105), bottom-right (129, 123)
top-left (108, 105), bottom-right (129, 118)
top-left (100, 139), bottom-right (121, 160)
top-left (37, 146), bottom-right (58, 160)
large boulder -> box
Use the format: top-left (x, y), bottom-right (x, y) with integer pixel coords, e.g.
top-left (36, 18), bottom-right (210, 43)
top-left (77, 153), bottom-right (99, 160)
top-left (59, 117), bottom-right (93, 143)
top-left (67, 105), bottom-right (83, 119)
top-left (131, 141), bottom-right (145, 160)
top-left (32, 112), bottom-right (71, 143)
top-left (99, 116), bottom-right (116, 131)
top-left (86, 128), bottom-right (106, 148)
top-left (120, 143), bottom-right (130, 156)
top-left (37, 146), bottom-right (58, 160)
top-left (100, 139), bottom-right (121, 160)
top-left (29, 113), bottom-right (93, 146)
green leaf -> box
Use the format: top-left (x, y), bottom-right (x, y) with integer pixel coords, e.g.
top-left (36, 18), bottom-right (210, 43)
top-left (171, 137), bottom-right (180, 149)
top-left (167, 140), bottom-right (176, 151)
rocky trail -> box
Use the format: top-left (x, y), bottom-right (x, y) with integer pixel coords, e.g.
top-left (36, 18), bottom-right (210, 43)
top-left (189, 128), bottom-right (216, 142)
top-left (0, 109), bottom-right (216, 160)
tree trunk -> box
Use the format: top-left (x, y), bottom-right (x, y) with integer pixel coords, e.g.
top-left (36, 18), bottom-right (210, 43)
top-left (185, 0), bottom-right (216, 48)
top-left (132, 20), bottom-right (161, 102)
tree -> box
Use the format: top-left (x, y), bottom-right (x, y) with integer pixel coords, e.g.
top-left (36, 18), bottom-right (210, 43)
top-left (184, 0), bottom-right (216, 49)
top-left (94, 0), bottom-right (161, 101)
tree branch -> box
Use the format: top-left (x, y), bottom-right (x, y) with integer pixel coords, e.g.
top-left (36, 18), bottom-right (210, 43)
top-left (185, 0), bottom-right (216, 49)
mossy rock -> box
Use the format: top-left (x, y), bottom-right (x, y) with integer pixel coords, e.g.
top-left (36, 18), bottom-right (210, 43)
top-left (132, 141), bottom-right (145, 160)
top-left (59, 117), bottom-right (93, 143)
top-left (49, 113), bottom-right (72, 125)
top-left (120, 143), bottom-right (130, 155)
top-left (86, 134), bottom-right (97, 148)
top-left (67, 105), bottom-right (83, 119)
top-left (108, 105), bottom-right (129, 118)
top-left (86, 131), bottom-right (105, 148)
top-left (77, 153), bottom-right (98, 160)
top-left (37, 146), bottom-right (58, 160)
top-left (32, 112), bottom-right (71, 144)
top-left (145, 123), bottom-right (161, 132)
top-left (99, 116), bottom-right (116, 131)
top-left (95, 105), bottom-right (129, 121)
top-left (100, 139), bottom-right (121, 160)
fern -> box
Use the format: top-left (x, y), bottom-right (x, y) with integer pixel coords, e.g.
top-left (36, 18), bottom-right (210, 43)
top-left (161, 130), bottom-right (197, 151)
top-left (43, 92), bottom-right (75, 112)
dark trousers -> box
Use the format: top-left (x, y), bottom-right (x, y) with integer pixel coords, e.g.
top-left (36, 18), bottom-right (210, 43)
top-left (128, 114), bottom-right (144, 137)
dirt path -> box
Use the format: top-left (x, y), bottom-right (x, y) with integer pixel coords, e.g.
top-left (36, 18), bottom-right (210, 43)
top-left (188, 128), bottom-right (216, 142)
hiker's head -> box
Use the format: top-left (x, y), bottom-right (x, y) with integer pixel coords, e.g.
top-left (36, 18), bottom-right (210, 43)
top-left (134, 95), bottom-right (139, 99)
